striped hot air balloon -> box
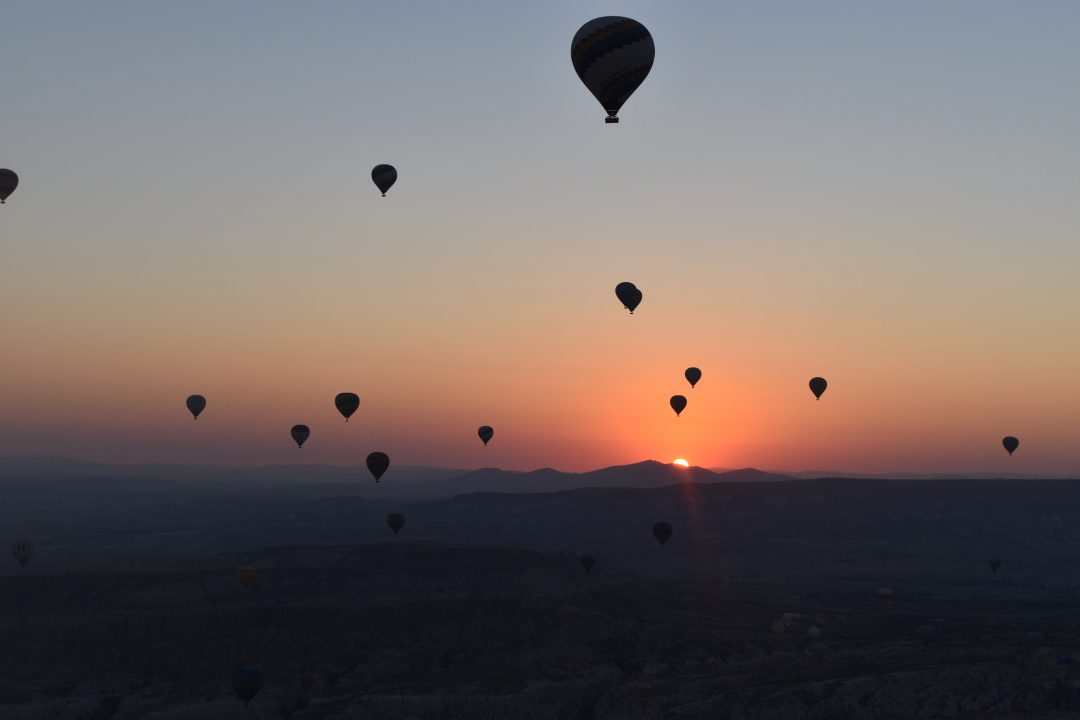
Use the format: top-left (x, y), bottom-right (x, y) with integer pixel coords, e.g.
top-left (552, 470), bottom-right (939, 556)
top-left (571, 17), bottom-right (655, 123)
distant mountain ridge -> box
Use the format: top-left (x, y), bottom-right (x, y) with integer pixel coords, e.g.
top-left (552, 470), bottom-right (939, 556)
top-left (0, 456), bottom-right (794, 500)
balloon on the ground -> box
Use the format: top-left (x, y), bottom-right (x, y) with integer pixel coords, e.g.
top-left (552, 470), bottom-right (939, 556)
top-left (652, 521), bottom-right (672, 547)
top-left (236, 566), bottom-right (256, 588)
top-left (387, 513), bottom-right (405, 535)
top-left (231, 666), bottom-right (264, 705)
top-left (571, 17), bottom-right (654, 123)
top-left (12, 540), bottom-right (33, 568)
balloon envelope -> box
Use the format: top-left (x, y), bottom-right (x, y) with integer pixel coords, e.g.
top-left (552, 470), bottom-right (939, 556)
top-left (387, 512), bottom-right (405, 535)
top-left (809, 377), bottom-right (828, 399)
top-left (580, 555), bottom-right (596, 573)
top-left (367, 452), bottom-right (390, 482)
top-left (988, 557), bottom-right (1002, 573)
top-left (1002, 436), bottom-right (1019, 455)
top-left (478, 425), bottom-right (494, 446)
top-left (335, 393), bottom-right (360, 421)
top-left (571, 17), bottom-right (654, 123)
top-left (236, 566), bottom-right (256, 588)
top-left (0, 169), bottom-right (18, 204)
top-left (12, 540), bottom-right (33, 568)
top-left (684, 367), bottom-right (702, 388)
top-left (231, 666), bottom-right (264, 705)
top-left (372, 164), bottom-right (397, 196)
top-left (186, 394), bottom-right (206, 419)
top-left (614, 282), bottom-right (642, 313)
top-left (652, 521), bottom-right (672, 546)
top-left (291, 425), bottom-right (310, 448)
top-left (669, 395), bottom-right (687, 416)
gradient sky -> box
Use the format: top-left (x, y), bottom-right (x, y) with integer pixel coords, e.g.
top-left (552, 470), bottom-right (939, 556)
top-left (3, 2), bottom-right (1080, 474)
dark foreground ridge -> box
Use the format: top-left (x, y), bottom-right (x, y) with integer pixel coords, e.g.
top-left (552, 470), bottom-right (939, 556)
top-left (4, 460), bottom-right (1080, 717)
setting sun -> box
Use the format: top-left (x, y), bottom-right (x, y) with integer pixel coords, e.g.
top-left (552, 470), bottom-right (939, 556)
top-left (672, 458), bottom-right (689, 468)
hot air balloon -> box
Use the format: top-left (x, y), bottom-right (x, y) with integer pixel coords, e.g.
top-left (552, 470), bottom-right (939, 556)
top-left (186, 394), bottom-right (206, 419)
top-left (291, 425), bottom-right (310, 448)
top-left (231, 666), bottom-right (264, 705)
top-left (335, 393), bottom-right (360, 421)
top-left (580, 555), bottom-right (596, 573)
top-left (236, 566), bottom-right (257, 588)
top-left (670, 395), bottom-right (687, 417)
top-left (615, 281), bottom-right (642, 314)
top-left (1003, 436), bottom-right (1019, 456)
top-left (387, 513), bottom-right (405, 535)
top-left (989, 557), bottom-right (1002, 574)
top-left (809, 377), bottom-right (827, 400)
top-left (684, 367), bottom-right (702, 388)
top-left (372, 164), bottom-right (397, 196)
top-left (12, 540), bottom-right (33, 568)
top-left (367, 451), bottom-right (390, 482)
top-left (0, 170), bottom-right (18, 204)
top-left (571, 17), bottom-right (654, 123)
top-left (478, 426), bottom-right (494, 446)
top-left (652, 521), bottom-right (672, 547)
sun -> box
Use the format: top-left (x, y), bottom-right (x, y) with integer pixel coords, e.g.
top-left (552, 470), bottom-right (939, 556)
top-left (672, 458), bottom-right (689, 468)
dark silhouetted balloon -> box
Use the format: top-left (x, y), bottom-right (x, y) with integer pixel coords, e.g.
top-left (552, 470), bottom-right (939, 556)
top-left (580, 555), bottom-right (596, 573)
top-left (12, 540), bottom-right (33, 568)
top-left (335, 393), bottom-right (360, 421)
top-left (571, 17), bottom-right (654, 123)
top-left (231, 666), bottom-right (264, 705)
top-left (615, 281), bottom-right (642, 313)
top-left (1002, 436), bottom-right (1019, 456)
top-left (988, 557), bottom-right (1002, 574)
top-left (685, 367), bottom-right (702, 388)
top-left (652, 521), bottom-right (672, 547)
top-left (478, 425), bottom-right (494, 446)
top-left (367, 451), bottom-right (390, 482)
top-left (0, 169), bottom-right (18, 204)
top-left (372, 164), bottom-right (397, 196)
top-left (186, 394), bottom-right (206, 419)
top-left (917, 624), bottom-right (937, 645)
top-left (670, 395), bottom-right (687, 417)
top-left (291, 425), bottom-right (310, 448)
top-left (387, 512), bottom-right (405, 535)
top-left (809, 377), bottom-right (827, 400)
top-left (236, 566), bottom-right (256, 588)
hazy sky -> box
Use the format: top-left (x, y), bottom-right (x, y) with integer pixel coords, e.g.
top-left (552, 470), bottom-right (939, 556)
top-left (3, 2), bottom-right (1080, 474)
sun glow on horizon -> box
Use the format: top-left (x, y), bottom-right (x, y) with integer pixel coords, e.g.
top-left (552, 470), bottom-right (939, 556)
top-left (672, 458), bottom-right (689, 468)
